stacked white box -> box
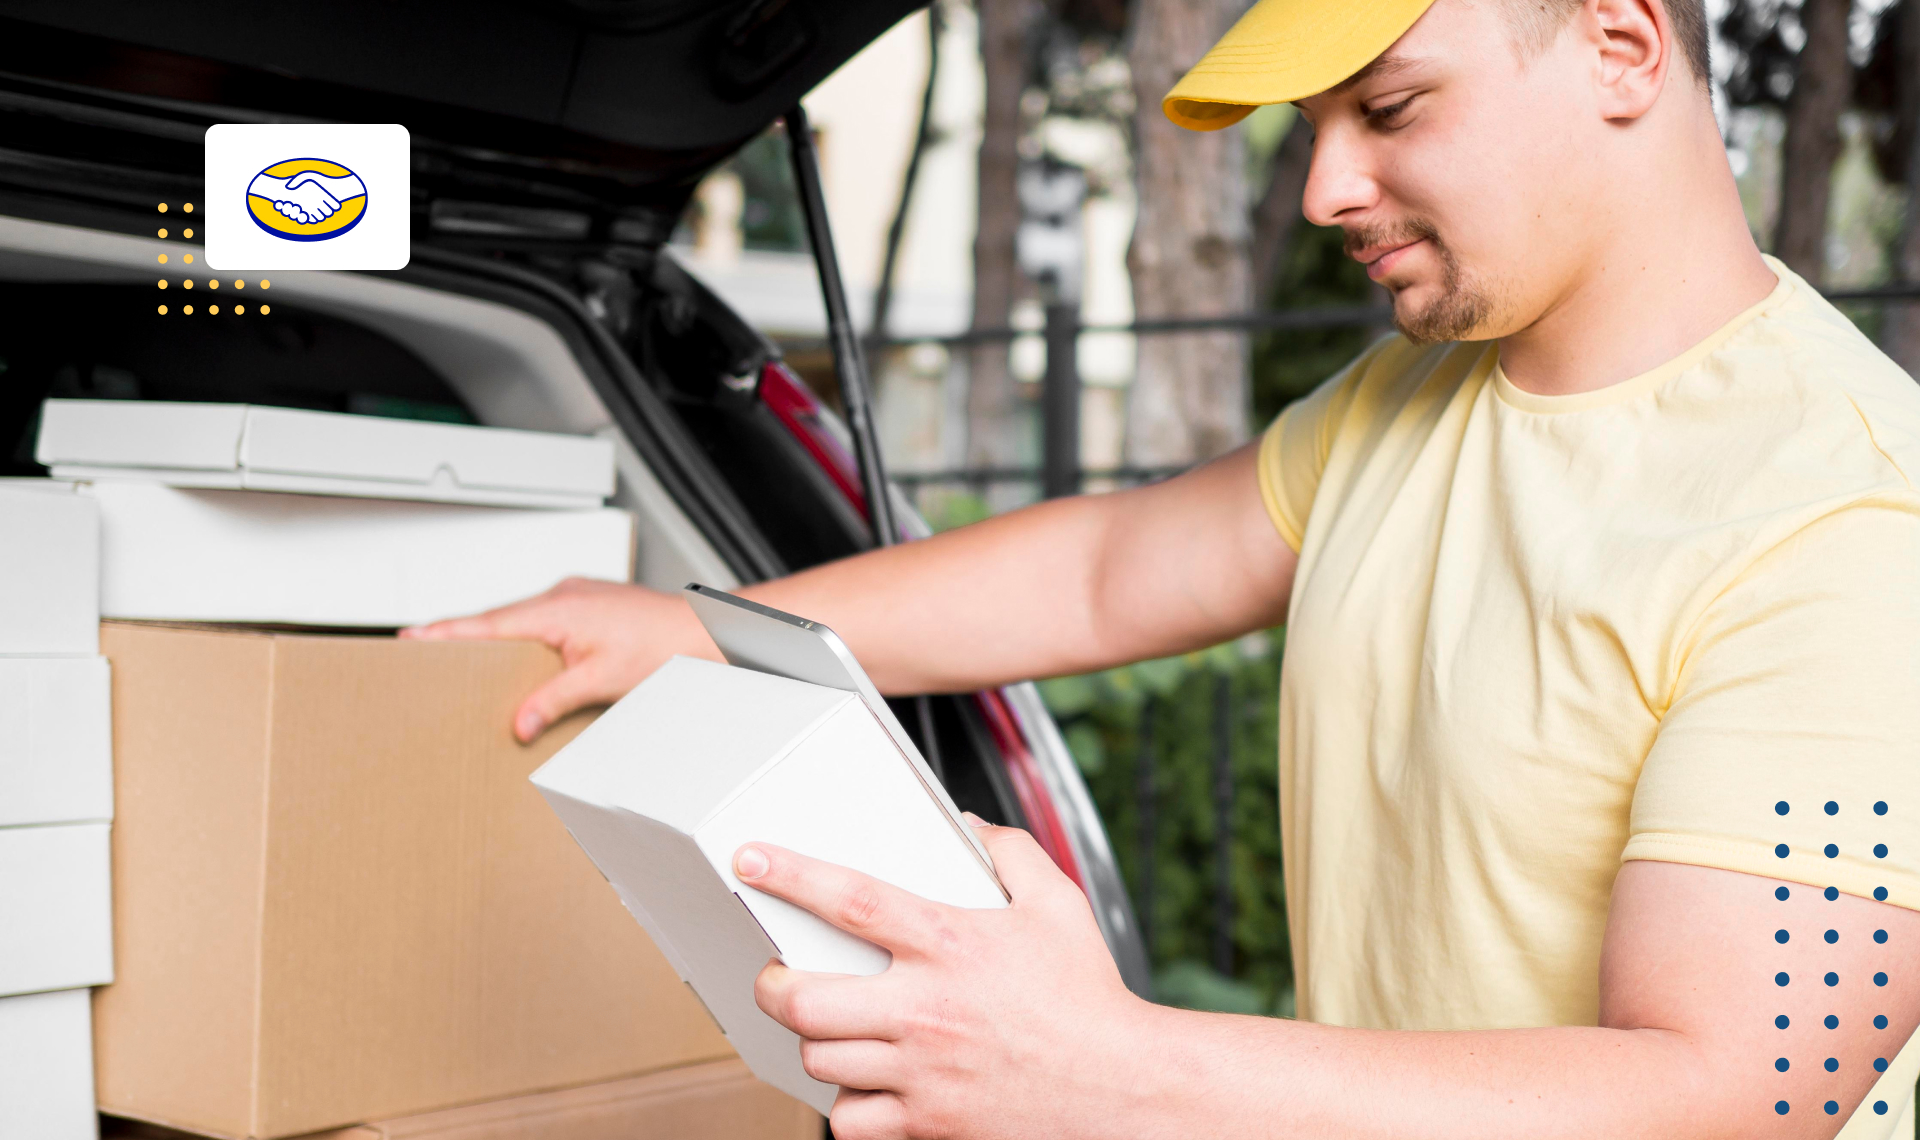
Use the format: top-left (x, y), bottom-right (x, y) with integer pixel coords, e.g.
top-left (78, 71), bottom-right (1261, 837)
top-left (0, 484), bottom-right (113, 1139)
top-left (0, 989), bottom-right (99, 1140)
top-left (0, 481), bottom-right (99, 655)
top-left (30, 401), bottom-right (635, 628)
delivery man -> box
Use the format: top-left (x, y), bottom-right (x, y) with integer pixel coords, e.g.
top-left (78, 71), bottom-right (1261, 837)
top-left (409, 0), bottom-right (1920, 1130)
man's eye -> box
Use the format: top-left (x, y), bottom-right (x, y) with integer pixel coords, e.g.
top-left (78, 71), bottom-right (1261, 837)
top-left (1366, 95), bottom-right (1417, 126)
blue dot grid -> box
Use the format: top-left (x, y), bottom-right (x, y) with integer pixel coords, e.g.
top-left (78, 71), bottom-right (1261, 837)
top-left (1770, 800), bottom-right (1899, 1124)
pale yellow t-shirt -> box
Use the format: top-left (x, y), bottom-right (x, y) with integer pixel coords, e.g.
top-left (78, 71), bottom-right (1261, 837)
top-left (1260, 258), bottom-right (1920, 1137)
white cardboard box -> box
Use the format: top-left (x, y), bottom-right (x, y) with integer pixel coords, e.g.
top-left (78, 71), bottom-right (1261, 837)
top-left (0, 822), bottom-right (114, 997)
top-left (0, 484), bottom-right (100, 656)
top-left (0, 988), bottom-right (99, 1140)
top-left (0, 657), bottom-right (112, 828)
top-left (531, 655), bottom-right (1008, 1115)
top-left (81, 481), bottom-right (636, 628)
top-left (37, 400), bottom-right (615, 510)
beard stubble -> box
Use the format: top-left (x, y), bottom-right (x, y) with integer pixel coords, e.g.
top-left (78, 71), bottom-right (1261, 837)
top-left (1344, 219), bottom-right (1494, 345)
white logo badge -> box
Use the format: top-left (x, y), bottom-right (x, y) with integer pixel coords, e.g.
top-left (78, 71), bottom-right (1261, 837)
top-left (205, 124), bottom-right (410, 270)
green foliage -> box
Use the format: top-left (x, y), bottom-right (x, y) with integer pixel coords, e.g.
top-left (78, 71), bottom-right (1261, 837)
top-left (1041, 635), bottom-right (1295, 1015)
top-left (921, 490), bottom-right (994, 533)
top-left (1250, 221), bottom-right (1382, 427)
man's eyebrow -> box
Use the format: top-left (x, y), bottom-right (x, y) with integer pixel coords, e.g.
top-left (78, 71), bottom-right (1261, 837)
top-left (1324, 52), bottom-right (1423, 96)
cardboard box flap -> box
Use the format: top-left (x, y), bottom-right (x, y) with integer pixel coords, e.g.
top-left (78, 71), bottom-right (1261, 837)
top-left (531, 656), bottom-right (852, 834)
top-left (36, 400), bottom-right (615, 503)
top-left (36, 400), bottom-right (247, 473)
top-left (239, 406), bottom-right (613, 497)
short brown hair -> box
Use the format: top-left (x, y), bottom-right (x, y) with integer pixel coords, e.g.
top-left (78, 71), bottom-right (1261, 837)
top-left (1508, 0), bottom-right (1711, 87)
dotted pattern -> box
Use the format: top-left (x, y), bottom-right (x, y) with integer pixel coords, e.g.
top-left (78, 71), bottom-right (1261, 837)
top-left (154, 204), bottom-right (271, 315)
top-left (1769, 799), bottom-right (1894, 1120)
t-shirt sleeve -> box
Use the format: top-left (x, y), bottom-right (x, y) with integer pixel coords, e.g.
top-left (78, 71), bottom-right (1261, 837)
top-left (1624, 499), bottom-right (1920, 911)
top-left (1255, 345), bottom-right (1377, 551)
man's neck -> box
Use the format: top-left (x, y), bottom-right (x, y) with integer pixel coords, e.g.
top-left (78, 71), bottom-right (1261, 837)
top-left (1494, 115), bottom-right (1779, 398)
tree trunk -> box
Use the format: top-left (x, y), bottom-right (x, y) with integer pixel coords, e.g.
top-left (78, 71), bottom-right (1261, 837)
top-left (1125, 0), bottom-right (1254, 466)
top-left (1248, 112), bottom-right (1314, 307)
top-left (966, 0), bottom-right (1037, 469)
top-left (1881, 0), bottom-right (1920, 375)
top-left (1773, 0), bottom-right (1853, 282)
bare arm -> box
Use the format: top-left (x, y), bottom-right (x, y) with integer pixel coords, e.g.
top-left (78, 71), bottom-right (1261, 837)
top-left (405, 441), bottom-right (1296, 740)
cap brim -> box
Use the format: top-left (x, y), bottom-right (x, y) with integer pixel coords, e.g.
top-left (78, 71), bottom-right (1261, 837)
top-left (1163, 0), bottom-right (1438, 130)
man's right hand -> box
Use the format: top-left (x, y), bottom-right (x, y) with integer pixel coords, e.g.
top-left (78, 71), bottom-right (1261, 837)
top-left (401, 578), bottom-right (716, 743)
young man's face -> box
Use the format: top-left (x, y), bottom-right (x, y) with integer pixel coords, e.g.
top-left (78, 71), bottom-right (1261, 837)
top-left (1295, 0), bottom-right (1610, 343)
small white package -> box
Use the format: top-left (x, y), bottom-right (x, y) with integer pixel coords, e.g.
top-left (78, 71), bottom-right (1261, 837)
top-left (532, 655), bottom-right (1007, 1113)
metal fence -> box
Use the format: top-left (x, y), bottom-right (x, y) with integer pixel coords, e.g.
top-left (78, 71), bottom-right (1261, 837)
top-left (853, 282), bottom-right (1920, 513)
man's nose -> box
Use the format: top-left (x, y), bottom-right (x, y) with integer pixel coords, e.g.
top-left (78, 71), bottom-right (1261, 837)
top-left (1299, 125), bottom-right (1380, 228)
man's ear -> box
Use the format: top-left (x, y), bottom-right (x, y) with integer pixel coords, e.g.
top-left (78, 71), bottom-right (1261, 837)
top-left (1586, 0), bottom-right (1673, 119)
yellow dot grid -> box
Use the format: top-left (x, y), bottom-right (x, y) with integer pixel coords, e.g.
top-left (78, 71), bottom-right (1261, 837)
top-left (159, 300), bottom-right (270, 316)
top-left (153, 205), bottom-right (272, 314)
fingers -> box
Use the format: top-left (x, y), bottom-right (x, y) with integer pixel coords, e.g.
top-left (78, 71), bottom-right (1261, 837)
top-left (512, 663), bottom-right (620, 743)
top-left (401, 591), bottom-right (569, 645)
top-left (755, 961), bottom-right (903, 1041)
top-left (829, 1089), bottom-right (909, 1140)
top-left (798, 1038), bottom-right (902, 1091)
top-left (735, 844), bottom-right (949, 955)
top-left (970, 817), bottom-right (1078, 903)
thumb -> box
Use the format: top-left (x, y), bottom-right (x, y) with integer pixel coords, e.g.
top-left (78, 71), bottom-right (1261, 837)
top-left (513, 663), bottom-right (622, 743)
top-left (967, 817), bottom-right (1074, 902)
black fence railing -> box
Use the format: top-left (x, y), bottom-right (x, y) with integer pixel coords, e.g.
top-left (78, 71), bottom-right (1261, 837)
top-left (840, 282), bottom-right (1920, 513)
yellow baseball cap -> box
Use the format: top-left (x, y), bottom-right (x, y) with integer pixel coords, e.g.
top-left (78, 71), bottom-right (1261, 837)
top-left (1163, 0), bottom-right (1439, 130)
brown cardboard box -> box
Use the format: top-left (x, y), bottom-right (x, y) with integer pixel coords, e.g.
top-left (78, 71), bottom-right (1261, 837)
top-left (93, 622), bottom-right (740, 1140)
top-left (100, 1060), bottom-right (821, 1140)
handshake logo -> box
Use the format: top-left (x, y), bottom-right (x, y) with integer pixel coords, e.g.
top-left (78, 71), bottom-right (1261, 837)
top-left (206, 124), bottom-right (409, 270)
top-left (248, 159), bottom-right (369, 238)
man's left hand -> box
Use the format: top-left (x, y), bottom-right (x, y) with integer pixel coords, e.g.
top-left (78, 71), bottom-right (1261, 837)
top-left (735, 819), bottom-right (1148, 1140)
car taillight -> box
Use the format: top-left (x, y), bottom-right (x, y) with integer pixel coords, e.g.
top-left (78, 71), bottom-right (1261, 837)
top-left (970, 689), bottom-right (1085, 888)
top-left (754, 358), bottom-right (1087, 890)
top-left (757, 360), bottom-right (868, 519)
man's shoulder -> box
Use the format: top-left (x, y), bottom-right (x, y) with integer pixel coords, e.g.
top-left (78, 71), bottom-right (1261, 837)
top-left (1332, 334), bottom-right (1490, 421)
top-left (1727, 279), bottom-right (1920, 492)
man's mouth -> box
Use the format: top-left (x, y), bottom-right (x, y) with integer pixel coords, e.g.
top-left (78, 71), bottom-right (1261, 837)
top-left (1356, 238), bottom-right (1426, 281)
